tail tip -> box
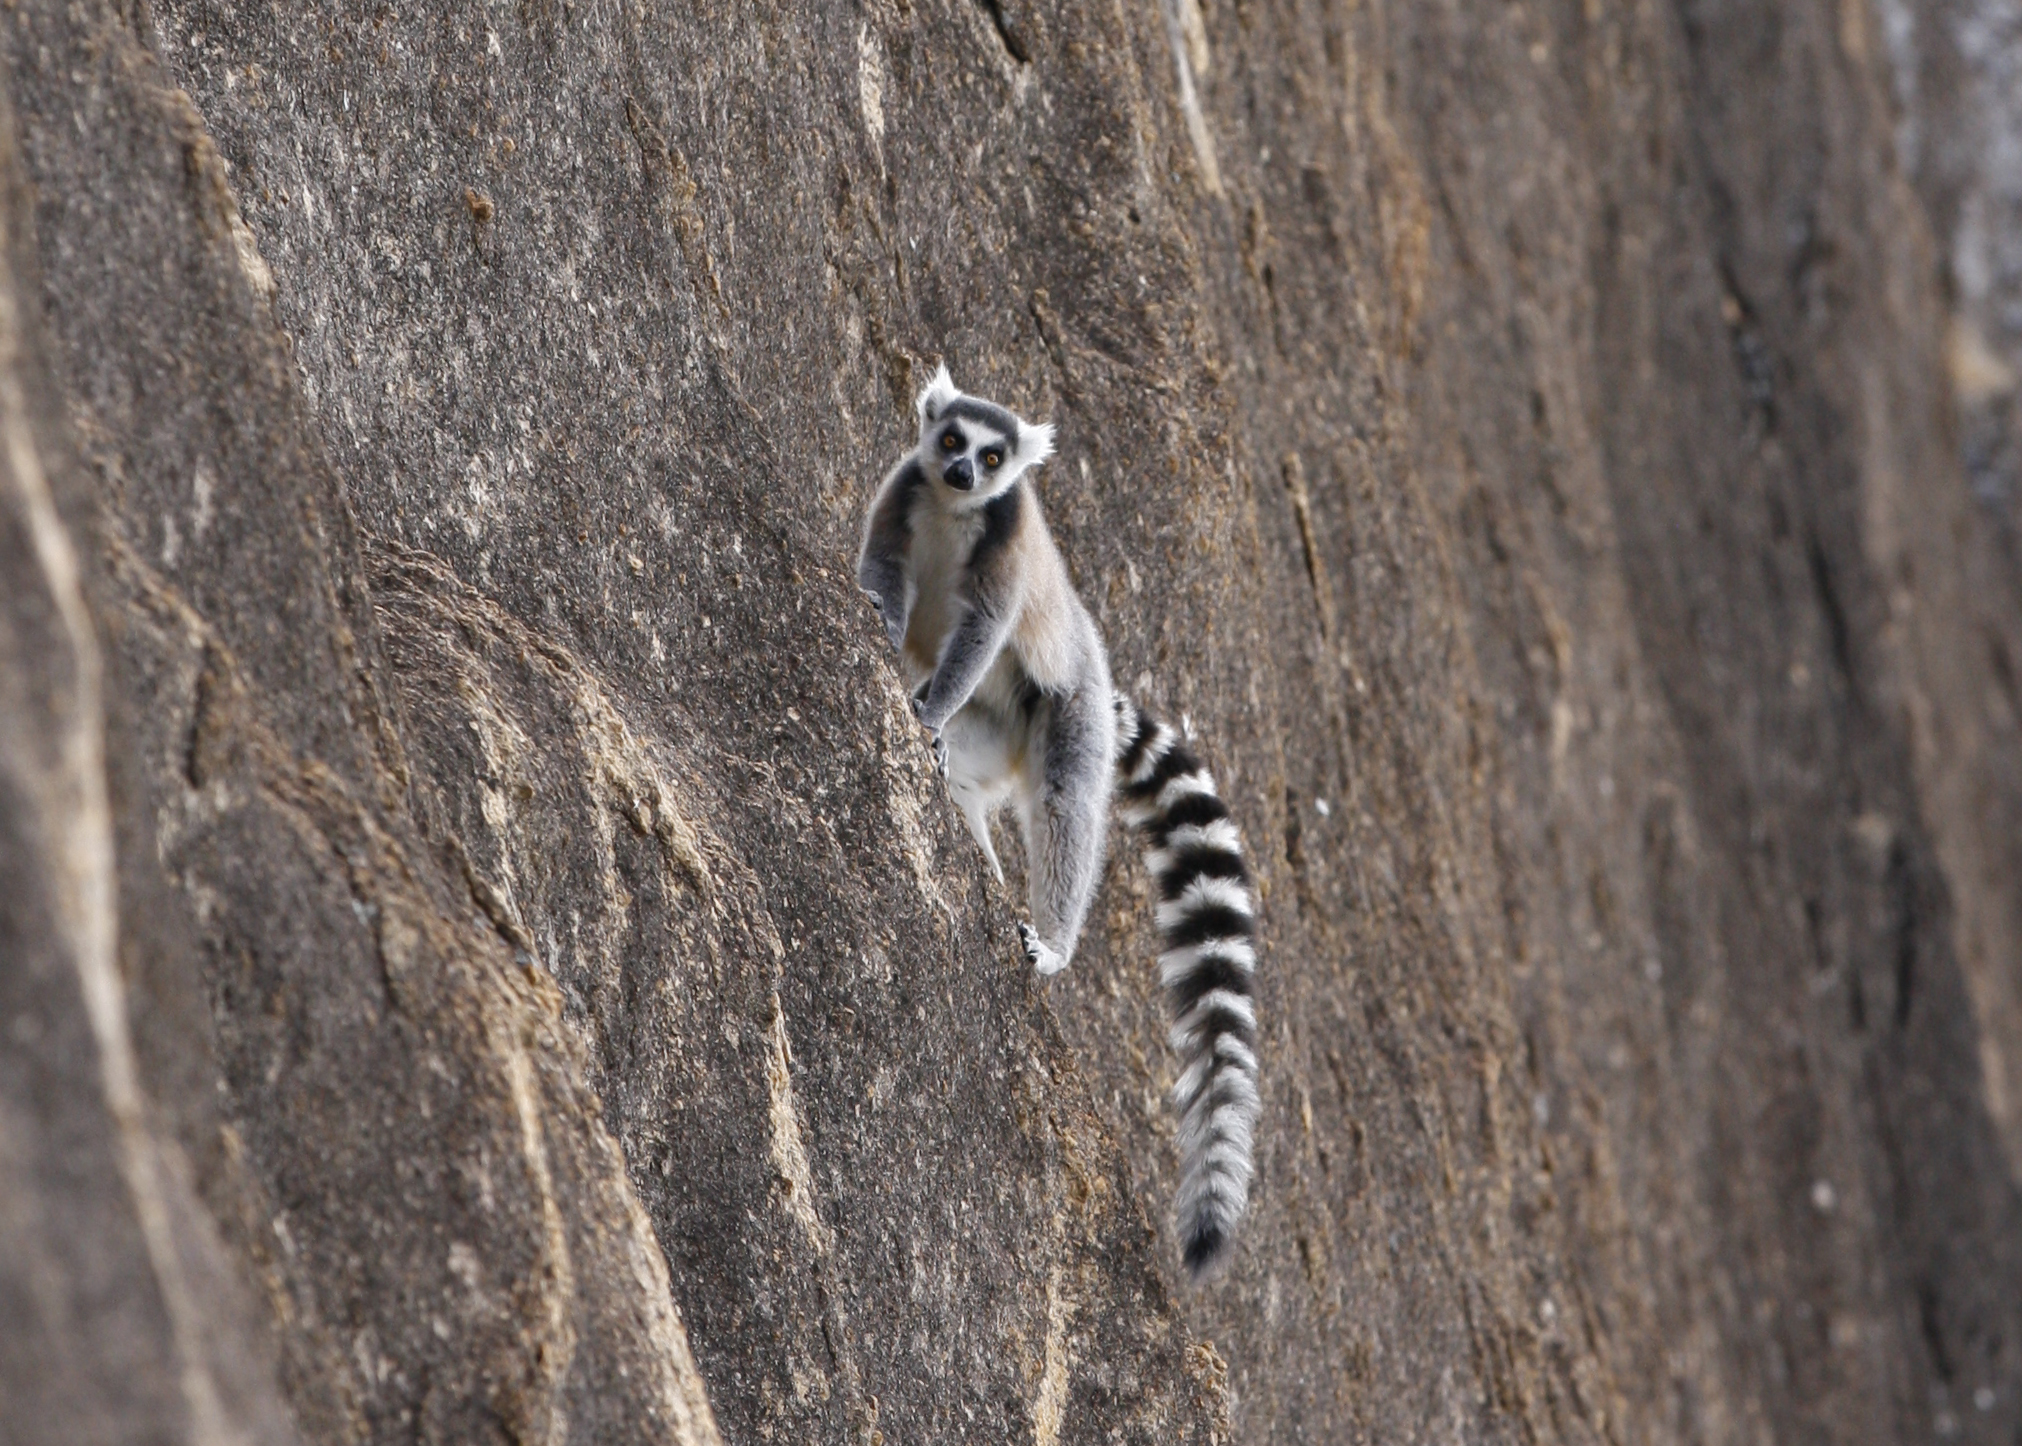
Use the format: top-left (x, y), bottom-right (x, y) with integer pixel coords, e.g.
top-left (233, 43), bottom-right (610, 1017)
top-left (1181, 1217), bottom-right (1235, 1282)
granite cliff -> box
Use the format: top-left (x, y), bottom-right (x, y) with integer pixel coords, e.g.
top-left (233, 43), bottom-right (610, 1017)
top-left (5, 0), bottom-right (2022, 1439)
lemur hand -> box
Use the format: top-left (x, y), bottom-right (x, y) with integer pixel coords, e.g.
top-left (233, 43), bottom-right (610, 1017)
top-left (858, 578), bottom-right (908, 652)
top-left (909, 689), bottom-right (948, 777)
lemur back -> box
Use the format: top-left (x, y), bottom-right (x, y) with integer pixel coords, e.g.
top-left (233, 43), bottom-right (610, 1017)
top-left (856, 365), bottom-right (1260, 1280)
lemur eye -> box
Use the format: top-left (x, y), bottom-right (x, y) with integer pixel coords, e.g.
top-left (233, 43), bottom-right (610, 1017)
top-left (941, 432), bottom-right (960, 451)
top-left (983, 450), bottom-right (1003, 469)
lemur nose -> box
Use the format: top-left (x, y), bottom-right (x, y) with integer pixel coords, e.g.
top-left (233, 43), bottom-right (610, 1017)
top-left (944, 458), bottom-right (975, 490)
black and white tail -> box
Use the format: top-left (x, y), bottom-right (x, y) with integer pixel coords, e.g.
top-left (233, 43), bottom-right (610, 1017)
top-left (1113, 695), bottom-right (1260, 1280)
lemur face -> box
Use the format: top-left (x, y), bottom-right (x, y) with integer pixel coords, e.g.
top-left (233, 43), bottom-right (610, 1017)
top-left (928, 416), bottom-right (1012, 494)
top-left (913, 364), bottom-right (1056, 501)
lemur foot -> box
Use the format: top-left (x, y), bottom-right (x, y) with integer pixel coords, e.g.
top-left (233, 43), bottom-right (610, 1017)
top-left (1019, 922), bottom-right (1068, 976)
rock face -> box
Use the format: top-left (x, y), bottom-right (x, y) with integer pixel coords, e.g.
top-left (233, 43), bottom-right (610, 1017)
top-left (4, 0), bottom-right (2020, 1439)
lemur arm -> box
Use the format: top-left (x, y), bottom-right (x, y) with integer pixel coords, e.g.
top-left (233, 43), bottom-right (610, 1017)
top-left (916, 600), bottom-right (1018, 731)
top-left (856, 457), bottom-right (924, 650)
top-left (915, 487), bottom-right (1025, 733)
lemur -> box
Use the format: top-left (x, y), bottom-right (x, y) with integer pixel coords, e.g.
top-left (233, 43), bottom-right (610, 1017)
top-left (856, 365), bottom-right (1260, 1279)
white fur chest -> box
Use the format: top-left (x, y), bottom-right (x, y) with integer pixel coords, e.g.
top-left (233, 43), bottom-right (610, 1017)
top-left (901, 497), bottom-right (987, 681)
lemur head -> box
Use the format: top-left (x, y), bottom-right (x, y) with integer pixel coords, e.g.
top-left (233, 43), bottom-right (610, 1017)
top-left (914, 364), bottom-right (1056, 503)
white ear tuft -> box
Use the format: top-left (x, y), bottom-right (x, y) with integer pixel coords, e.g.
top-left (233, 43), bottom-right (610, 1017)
top-left (1020, 421), bottom-right (1056, 468)
top-left (916, 363), bottom-right (958, 423)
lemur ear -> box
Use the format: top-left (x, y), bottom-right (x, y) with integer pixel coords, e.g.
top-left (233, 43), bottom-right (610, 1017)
top-left (1019, 421), bottom-right (1056, 468)
top-left (916, 363), bottom-right (958, 424)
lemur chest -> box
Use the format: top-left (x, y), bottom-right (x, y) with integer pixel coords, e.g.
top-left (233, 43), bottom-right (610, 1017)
top-left (901, 505), bottom-right (979, 669)
top-left (901, 503), bottom-right (1031, 702)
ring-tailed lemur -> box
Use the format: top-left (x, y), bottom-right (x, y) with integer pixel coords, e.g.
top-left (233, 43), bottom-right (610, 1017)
top-left (856, 365), bottom-right (1260, 1278)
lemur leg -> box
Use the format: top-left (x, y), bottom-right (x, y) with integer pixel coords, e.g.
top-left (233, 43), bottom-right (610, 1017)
top-left (941, 706), bottom-right (1014, 882)
top-left (1016, 687), bottom-right (1117, 975)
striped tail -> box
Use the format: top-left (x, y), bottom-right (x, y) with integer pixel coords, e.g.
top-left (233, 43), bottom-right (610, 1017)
top-left (1113, 695), bottom-right (1260, 1280)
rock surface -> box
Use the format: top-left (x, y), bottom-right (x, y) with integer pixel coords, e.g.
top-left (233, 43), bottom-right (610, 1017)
top-left (3, 0), bottom-right (2020, 1440)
